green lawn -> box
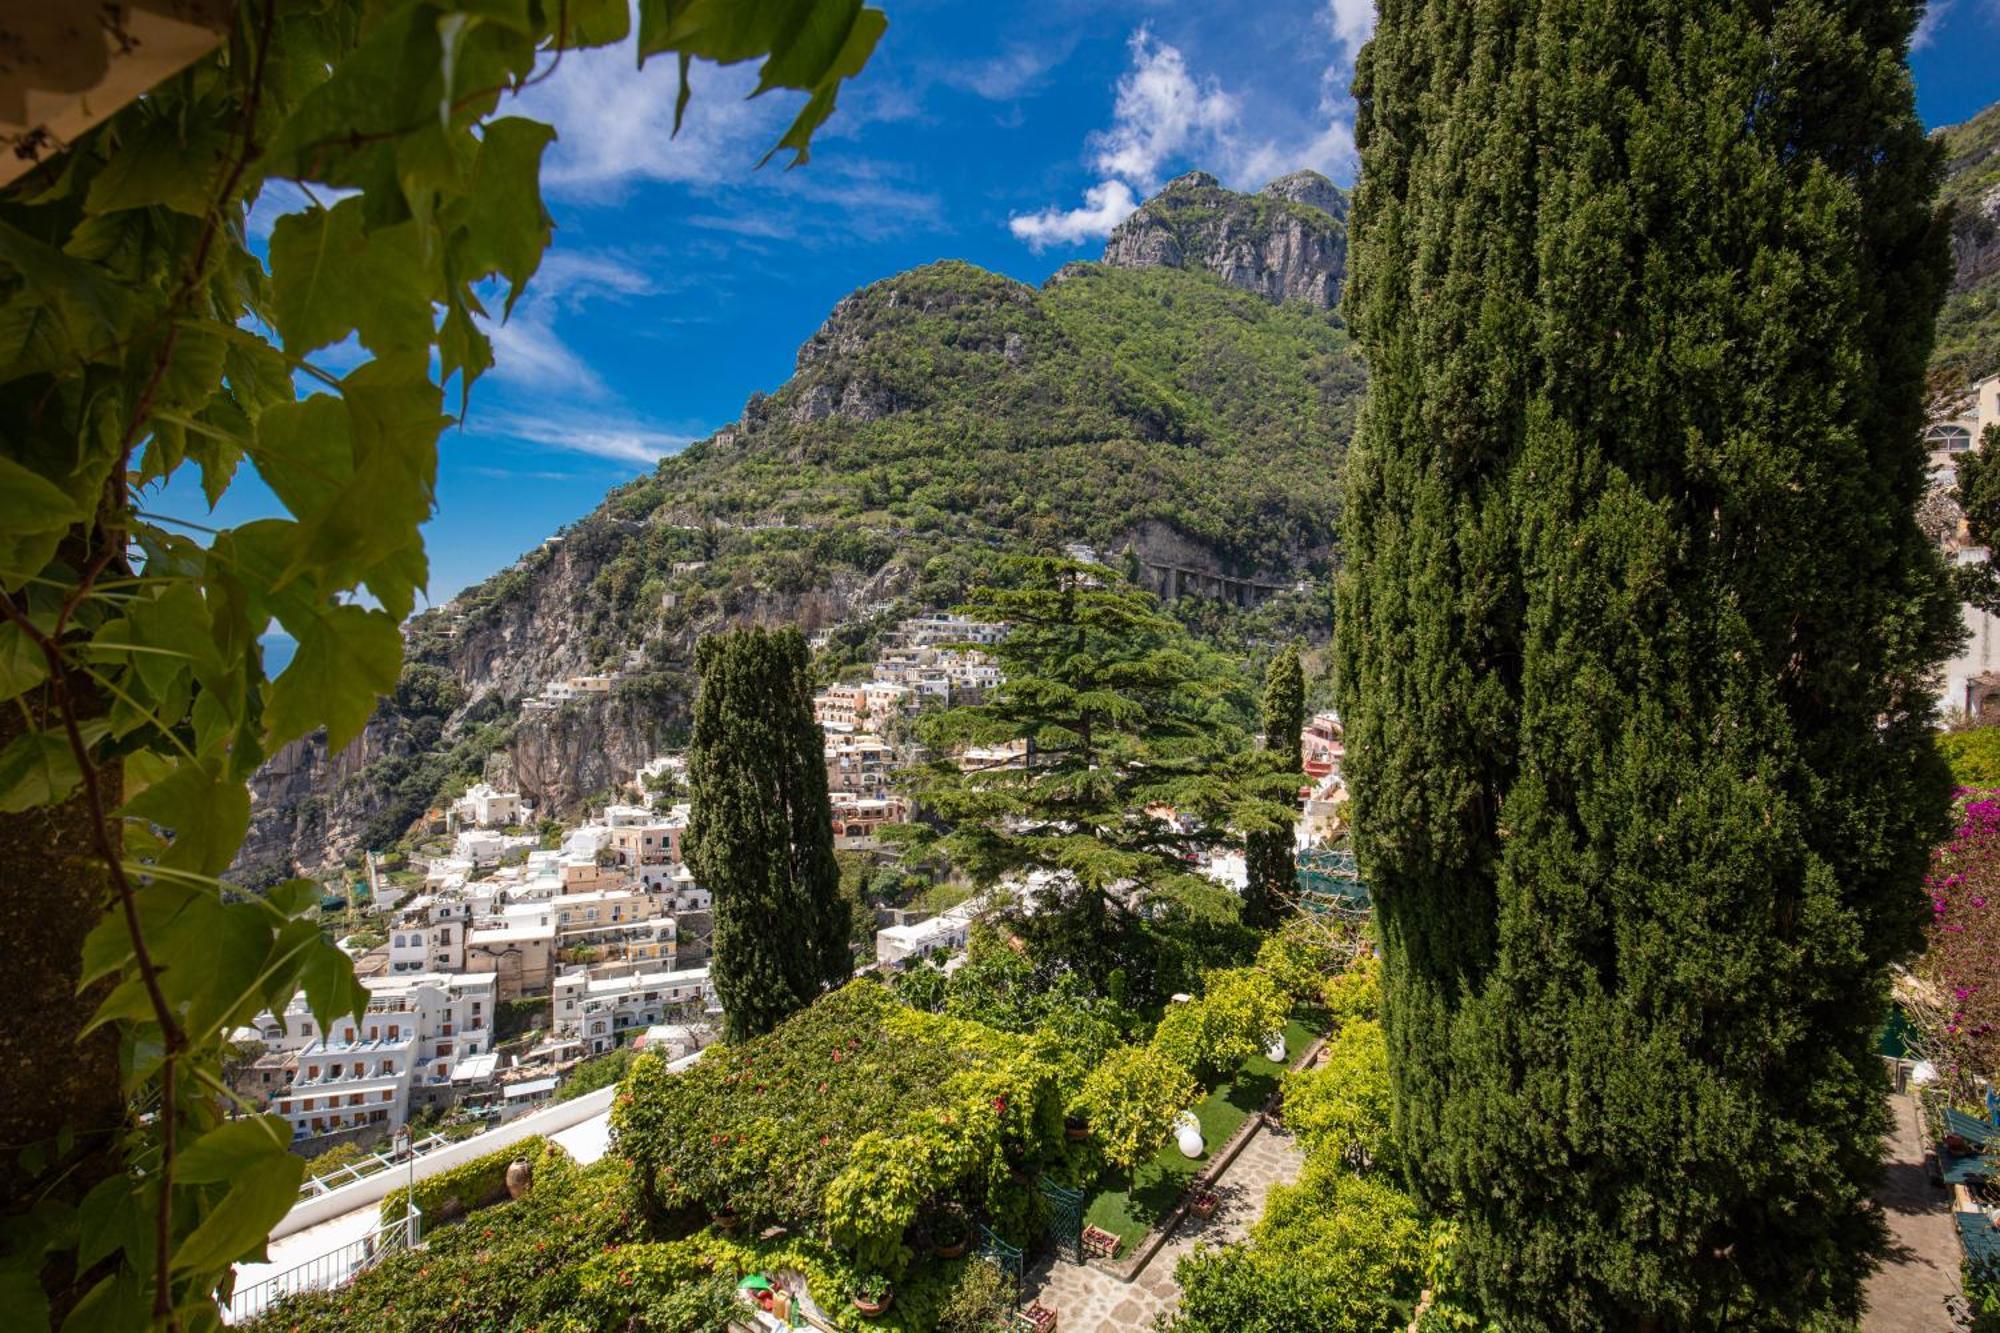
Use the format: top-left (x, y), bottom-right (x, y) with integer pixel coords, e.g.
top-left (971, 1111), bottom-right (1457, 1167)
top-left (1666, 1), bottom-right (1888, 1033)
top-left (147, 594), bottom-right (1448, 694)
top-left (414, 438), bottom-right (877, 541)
top-left (1082, 1017), bottom-right (1317, 1249)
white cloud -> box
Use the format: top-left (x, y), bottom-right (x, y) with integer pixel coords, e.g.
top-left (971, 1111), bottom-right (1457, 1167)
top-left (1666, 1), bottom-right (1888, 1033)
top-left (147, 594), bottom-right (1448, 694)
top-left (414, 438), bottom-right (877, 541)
top-left (521, 46), bottom-right (780, 200)
top-left (480, 250), bottom-right (657, 397)
top-left (1006, 25), bottom-right (1361, 252)
top-left (1089, 28), bottom-right (1238, 192)
top-left (946, 45), bottom-right (1065, 101)
top-left (474, 410), bottom-right (695, 465)
top-left (1008, 180), bottom-right (1141, 251)
top-left (1327, 0), bottom-right (1377, 60)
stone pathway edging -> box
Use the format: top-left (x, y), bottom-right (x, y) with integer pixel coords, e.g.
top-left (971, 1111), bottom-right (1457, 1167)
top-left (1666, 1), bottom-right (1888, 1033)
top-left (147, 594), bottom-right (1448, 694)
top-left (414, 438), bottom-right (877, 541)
top-left (1102, 1032), bottom-right (1330, 1284)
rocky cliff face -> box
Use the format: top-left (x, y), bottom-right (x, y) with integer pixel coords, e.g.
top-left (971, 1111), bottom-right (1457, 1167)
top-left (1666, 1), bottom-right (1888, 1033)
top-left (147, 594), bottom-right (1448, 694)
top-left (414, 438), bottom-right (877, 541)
top-left (1100, 170), bottom-right (1348, 308)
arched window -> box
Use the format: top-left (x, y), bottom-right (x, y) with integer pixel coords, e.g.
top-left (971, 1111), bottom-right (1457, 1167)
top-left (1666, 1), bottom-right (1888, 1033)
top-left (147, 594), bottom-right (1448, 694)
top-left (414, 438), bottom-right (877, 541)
top-left (393, 934), bottom-right (406, 948)
top-left (1928, 423), bottom-right (1975, 453)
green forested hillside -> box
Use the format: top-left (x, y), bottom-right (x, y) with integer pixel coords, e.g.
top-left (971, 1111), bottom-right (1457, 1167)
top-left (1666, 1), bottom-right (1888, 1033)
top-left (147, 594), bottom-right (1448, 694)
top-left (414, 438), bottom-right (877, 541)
top-left (423, 258), bottom-right (1360, 675)
top-left (1935, 101), bottom-right (2000, 397)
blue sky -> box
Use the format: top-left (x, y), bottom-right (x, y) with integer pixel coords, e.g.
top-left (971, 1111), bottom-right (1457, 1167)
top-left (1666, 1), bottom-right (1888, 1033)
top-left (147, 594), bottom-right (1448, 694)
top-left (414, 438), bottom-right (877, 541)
top-left (164, 0), bottom-right (2000, 611)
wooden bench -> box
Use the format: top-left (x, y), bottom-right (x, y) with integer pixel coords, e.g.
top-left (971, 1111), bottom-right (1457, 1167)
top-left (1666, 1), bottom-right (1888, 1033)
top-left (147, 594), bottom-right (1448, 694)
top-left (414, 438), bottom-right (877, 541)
top-left (1081, 1224), bottom-right (1121, 1259)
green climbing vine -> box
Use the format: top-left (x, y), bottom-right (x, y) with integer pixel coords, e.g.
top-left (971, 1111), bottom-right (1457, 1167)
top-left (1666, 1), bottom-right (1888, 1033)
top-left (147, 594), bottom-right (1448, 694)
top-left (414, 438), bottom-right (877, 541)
top-left (0, 1), bottom-right (883, 1327)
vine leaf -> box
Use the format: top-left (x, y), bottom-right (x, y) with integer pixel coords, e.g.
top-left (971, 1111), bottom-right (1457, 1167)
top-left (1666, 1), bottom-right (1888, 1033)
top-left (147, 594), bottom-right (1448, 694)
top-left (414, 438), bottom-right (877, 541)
top-left (265, 603), bottom-right (403, 752)
top-left (0, 728), bottom-right (85, 813)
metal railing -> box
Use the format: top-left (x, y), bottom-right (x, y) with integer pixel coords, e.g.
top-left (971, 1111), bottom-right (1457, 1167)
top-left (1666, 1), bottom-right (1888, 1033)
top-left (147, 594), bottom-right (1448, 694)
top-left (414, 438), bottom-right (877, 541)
top-left (296, 1133), bottom-right (448, 1199)
top-left (224, 1203), bottom-right (420, 1323)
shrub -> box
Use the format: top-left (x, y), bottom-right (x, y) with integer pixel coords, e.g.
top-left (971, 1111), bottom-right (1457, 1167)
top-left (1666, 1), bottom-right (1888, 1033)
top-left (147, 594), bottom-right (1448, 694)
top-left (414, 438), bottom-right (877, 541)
top-left (1913, 793), bottom-right (2000, 1092)
top-left (1282, 1020), bottom-right (1395, 1171)
top-left (1938, 728), bottom-right (2000, 789)
top-left (614, 983), bottom-right (1065, 1266)
top-left (558, 1047), bottom-right (637, 1102)
top-left (1069, 1045), bottom-right (1196, 1174)
top-left (1321, 950), bottom-right (1381, 1029)
top-left (1150, 967), bottom-right (1288, 1082)
top-left (937, 1259), bottom-right (1015, 1333)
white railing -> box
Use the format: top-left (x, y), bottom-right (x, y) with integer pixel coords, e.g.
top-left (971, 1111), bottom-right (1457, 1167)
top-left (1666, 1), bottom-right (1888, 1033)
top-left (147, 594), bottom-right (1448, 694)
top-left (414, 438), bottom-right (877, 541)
top-left (224, 1203), bottom-right (420, 1323)
top-left (297, 1134), bottom-right (448, 1199)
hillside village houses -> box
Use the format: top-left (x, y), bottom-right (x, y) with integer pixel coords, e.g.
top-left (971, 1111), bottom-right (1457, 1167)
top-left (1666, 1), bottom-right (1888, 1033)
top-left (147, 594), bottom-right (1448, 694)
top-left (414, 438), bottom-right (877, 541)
top-left (1930, 372), bottom-right (2000, 718)
top-left (239, 607), bottom-right (1358, 1163)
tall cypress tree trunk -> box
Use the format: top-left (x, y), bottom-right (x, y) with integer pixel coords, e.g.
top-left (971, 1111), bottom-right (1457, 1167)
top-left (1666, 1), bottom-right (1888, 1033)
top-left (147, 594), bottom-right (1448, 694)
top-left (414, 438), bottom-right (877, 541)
top-left (1337, 3), bottom-right (1957, 1327)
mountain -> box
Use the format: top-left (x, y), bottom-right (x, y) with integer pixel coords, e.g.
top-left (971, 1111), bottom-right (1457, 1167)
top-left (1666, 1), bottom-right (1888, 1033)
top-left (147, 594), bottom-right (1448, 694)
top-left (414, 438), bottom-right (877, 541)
top-left (1936, 101), bottom-right (2000, 402)
top-left (237, 173), bottom-right (1360, 876)
top-left (1100, 169), bottom-right (1348, 308)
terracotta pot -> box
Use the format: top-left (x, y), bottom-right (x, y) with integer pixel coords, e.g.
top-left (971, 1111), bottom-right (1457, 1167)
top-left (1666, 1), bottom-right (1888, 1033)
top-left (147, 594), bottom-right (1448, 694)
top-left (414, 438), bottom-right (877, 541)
top-left (933, 1238), bottom-right (967, 1259)
top-left (714, 1208), bottom-right (740, 1233)
top-left (505, 1158), bottom-right (534, 1199)
top-left (852, 1291), bottom-right (892, 1317)
top-left (1065, 1119), bottom-right (1089, 1141)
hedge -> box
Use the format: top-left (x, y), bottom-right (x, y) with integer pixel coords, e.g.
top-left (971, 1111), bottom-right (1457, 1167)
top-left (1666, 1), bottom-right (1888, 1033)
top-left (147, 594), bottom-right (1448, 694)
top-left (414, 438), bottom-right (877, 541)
top-left (379, 1136), bottom-right (559, 1227)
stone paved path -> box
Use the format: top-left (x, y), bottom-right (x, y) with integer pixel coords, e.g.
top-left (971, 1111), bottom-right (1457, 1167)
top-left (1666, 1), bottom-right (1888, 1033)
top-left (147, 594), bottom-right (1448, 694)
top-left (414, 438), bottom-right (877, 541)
top-left (1862, 1092), bottom-right (1963, 1332)
top-left (1022, 1120), bottom-right (1306, 1331)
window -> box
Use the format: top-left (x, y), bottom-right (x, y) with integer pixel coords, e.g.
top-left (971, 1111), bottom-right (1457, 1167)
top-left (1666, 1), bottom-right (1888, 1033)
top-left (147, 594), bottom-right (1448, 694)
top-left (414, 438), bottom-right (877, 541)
top-left (1929, 423), bottom-right (1975, 453)
top-left (393, 934), bottom-right (406, 948)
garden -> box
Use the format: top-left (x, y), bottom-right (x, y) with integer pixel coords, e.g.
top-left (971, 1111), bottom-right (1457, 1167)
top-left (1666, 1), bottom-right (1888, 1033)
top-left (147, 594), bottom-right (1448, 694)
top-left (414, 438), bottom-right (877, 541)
top-left (1905, 784), bottom-right (2000, 1331)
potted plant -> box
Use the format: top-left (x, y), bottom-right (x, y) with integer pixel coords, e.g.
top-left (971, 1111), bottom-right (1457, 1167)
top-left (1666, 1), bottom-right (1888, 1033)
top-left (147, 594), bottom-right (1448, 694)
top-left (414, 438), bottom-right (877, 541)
top-left (1064, 1115), bottom-right (1089, 1142)
top-left (930, 1205), bottom-right (970, 1259)
top-left (1188, 1188), bottom-right (1219, 1220)
top-left (852, 1271), bottom-right (893, 1317)
top-left (712, 1204), bottom-right (741, 1233)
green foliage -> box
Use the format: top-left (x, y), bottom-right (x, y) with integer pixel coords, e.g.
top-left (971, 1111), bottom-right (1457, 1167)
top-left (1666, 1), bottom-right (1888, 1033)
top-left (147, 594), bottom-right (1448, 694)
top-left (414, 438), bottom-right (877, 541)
top-left (1954, 424), bottom-right (2000, 618)
top-left (1336, 3), bottom-right (1958, 1326)
top-left (613, 984), bottom-right (1065, 1264)
top-left (1282, 1020), bottom-right (1394, 1172)
top-left (1166, 1157), bottom-right (1429, 1333)
top-left (1244, 643), bottom-right (1305, 929)
top-left (246, 1147), bottom-right (648, 1331)
top-left (936, 1258), bottom-right (1015, 1333)
top-left (301, 1141), bottom-right (369, 1178)
top-left (1148, 967), bottom-right (1288, 1083)
top-left (1939, 726), bottom-right (2000, 789)
top-left (495, 995), bottom-right (550, 1042)
top-left (0, 2), bottom-right (880, 1318)
top-left (1069, 1045), bottom-right (1196, 1174)
top-left (901, 557), bottom-right (1265, 989)
top-left (1254, 913), bottom-right (1364, 1009)
top-left (1320, 950), bottom-right (1381, 1029)
top-left (688, 626), bottom-right (851, 1040)
top-left (379, 1136), bottom-right (553, 1227)
top-left (557, 1047), bottom-right (636, 1102)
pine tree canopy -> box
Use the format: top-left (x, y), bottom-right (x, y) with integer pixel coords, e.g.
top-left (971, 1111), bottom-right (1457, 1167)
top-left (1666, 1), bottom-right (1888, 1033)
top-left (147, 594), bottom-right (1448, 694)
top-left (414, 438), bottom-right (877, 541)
top-left (1336, 2), bottom-right (1961, 1327)
top-left (901, 557), bottom-right (1274, 985)
top-left (686, 626), bottom-right (852, 1041)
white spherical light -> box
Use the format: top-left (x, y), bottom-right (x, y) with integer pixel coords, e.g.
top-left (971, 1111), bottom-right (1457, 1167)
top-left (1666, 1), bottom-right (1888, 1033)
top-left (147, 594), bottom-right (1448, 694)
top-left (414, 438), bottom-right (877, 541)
top-left (1176, 1123), bottom-right (1206, 1159)
top-left (1264, 1031), bottom-right (1287, 1063)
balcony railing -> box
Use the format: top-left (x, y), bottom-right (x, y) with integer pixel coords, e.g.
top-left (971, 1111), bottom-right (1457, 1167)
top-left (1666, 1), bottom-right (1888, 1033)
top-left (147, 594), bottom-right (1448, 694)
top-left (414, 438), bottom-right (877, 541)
top-left (223, 1202), bottom-right (421, 1322)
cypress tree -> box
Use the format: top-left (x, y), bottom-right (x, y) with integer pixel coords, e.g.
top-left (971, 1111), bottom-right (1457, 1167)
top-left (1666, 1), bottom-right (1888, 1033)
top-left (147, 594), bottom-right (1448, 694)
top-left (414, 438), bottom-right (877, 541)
top-left (686, 626), bottom-right (852, 1041)
top-left (1244, 644), bottom-right (1305, 931)
top-left (1335, 3), bottom-right (1959, 1326)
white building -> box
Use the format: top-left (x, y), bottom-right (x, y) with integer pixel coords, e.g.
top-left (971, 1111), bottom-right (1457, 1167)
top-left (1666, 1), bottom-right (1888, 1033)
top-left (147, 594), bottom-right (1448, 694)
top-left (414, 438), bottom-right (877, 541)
top-left (453, 828), bottom-right (506, 866)
top-left (263, 972), bottom-right (496, 1140)
top-left (453, 782), bottom-right (528, 829)
top-left (876, 898), bottom-right (983, 968)
top-left (554, 964), bottom-right (715, 1055)
top-left (1933, 373), bottom-right (2000, 719)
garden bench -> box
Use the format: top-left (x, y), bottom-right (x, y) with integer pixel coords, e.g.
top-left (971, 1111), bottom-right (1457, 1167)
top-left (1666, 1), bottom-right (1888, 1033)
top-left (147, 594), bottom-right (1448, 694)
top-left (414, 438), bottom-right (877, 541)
top-left (1081, 1224), bottom-right (1121, 1259)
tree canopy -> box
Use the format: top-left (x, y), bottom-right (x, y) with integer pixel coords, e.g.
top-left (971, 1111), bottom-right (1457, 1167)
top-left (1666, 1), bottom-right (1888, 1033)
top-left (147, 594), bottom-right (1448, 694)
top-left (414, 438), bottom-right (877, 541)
top-left (686, 626), bottom-right (852, 1041)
